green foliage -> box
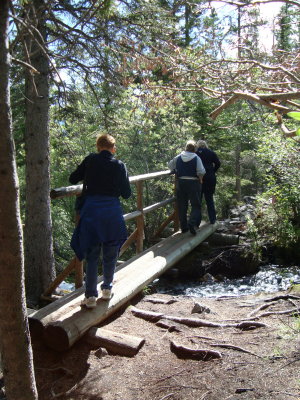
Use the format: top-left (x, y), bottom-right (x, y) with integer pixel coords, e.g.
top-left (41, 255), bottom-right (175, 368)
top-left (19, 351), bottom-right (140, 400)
top-left (248, 132), bottom-right (300, 250)
top-left (287, 112), bottom-right (300, 121)
top-left (287, 112), bottom-right (300, 136)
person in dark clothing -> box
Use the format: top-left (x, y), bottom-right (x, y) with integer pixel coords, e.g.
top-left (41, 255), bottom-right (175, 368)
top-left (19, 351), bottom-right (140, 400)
top-left (69, 134), bottom-right (131, 308)
top-left (196, 140), bottom-right (221, 225)
top-left (168, 140), bottom-right (206, 235)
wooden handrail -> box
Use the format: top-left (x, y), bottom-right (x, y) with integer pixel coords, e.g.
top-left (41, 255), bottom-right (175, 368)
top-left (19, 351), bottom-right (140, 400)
top-left (50, 170), bottom-right (172, 199)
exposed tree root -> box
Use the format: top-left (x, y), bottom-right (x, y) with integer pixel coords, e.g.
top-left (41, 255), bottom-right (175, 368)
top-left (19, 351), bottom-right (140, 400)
top-left (247, 301), bottom-right (277, 317)
top-left (264, 295), bottom-right (300, 302)
top-left (257, 308), bottom-right (299, 318)
top-left (131, 306), bottom-right (267, 330)
top-left (170, 340), bottom-right (222, 360)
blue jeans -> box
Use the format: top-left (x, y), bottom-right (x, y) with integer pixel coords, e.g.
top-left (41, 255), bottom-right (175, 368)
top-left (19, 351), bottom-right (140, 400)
top-left (84, 243), bottom-right (120, 298)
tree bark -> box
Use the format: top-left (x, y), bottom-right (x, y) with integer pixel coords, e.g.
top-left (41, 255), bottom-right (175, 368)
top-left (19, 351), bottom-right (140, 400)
top-left (0, 2), bottom-right (38, 398)
top-left (24, 0), bottom-right (55, 305)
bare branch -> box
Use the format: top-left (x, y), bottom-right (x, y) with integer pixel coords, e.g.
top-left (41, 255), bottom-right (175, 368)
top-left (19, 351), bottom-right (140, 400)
top-left (11, 56), bottom-right (39, 74)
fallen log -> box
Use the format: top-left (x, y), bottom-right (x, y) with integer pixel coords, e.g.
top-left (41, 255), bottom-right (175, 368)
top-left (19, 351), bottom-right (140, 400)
top-left (170, 341), bottom-right (222, 361)
top-left (41, 224), bottom-right (219, 351)
top-left (86, 327), bottom-right (145, 357)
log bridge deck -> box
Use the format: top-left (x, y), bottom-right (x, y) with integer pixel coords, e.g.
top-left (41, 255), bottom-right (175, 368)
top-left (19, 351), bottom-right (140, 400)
top-left (29, 222), bottom-right (218, 351)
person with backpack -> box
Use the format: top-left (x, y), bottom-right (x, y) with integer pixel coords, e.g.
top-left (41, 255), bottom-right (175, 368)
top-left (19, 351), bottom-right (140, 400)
top-left (69, 133), bottom-right (131, 308)
top-left (168, 140), bottom-right (205, 235)
top-left (196, 140), bottom-right (221, 225)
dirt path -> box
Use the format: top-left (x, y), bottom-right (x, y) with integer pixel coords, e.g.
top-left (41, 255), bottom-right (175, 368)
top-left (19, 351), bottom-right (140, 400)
top-left (33, 289), bottom-right (300, 400)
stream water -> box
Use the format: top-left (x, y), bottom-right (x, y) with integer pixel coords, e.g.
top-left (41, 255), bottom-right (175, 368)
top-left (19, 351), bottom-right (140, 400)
top-left (152, 264), bottom-right (300, 298)
top-left (58, 265), bottom-right (300, 298)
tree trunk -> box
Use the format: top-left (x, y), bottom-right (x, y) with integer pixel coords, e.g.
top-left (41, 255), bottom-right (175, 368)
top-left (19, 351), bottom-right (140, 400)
top-left (0, 2), bottom-right (38, 398)
top-left (24, 0), bottom-right (55, 305)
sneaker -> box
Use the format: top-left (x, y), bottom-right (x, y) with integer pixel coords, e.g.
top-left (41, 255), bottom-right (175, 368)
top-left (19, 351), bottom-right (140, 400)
top-left (101, 289), bottom-right (112, 300)
top-left (81, 296), bottom-right (97, 309)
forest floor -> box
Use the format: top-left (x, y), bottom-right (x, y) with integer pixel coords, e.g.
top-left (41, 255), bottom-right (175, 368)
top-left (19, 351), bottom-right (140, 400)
top-left (32, 287), bottom-right (300, 400)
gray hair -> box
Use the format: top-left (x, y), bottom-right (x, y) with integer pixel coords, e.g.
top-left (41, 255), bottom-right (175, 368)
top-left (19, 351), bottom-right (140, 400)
top-left (197, 140), bottom-right (208, 149)
top-left (185, 140), bottom-right (196, 152)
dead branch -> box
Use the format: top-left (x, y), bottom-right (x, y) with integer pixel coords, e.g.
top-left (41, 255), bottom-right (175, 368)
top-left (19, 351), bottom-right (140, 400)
top-left (210, 91), bottom-right (299, 120)
top-left (275, 112), bottom-right (297, 137)
top-left (144, 297), bottom-right (177, 305)
top-left (158, 394), bottom-right (175, 400)
top-left (210, 343), bottom-right (263, 358)
top-left (188, 335), bottom-right (218, 341)
top-left (170, 340), bottom-right (222, 360)
top-left (224, 0), bottom-right (300, 9)
top-left (11, 56), bottom-right (39, 74)
top-left (51, 383), bottom-right (79, 399)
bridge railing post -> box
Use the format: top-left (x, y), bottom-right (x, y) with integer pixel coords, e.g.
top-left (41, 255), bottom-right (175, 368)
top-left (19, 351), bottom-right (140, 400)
top-left (135, 181), bottom-right (144, 254)
top-left (173, 176), bottom-right (179, 233)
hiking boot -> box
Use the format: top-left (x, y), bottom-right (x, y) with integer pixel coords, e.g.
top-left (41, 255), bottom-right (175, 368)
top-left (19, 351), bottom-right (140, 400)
top-left (81, 296), bottom-right (97, 309)
top-left (188, 224), bottom-right (197, 236)
top-left (102, 289), bottom-right (112, 300)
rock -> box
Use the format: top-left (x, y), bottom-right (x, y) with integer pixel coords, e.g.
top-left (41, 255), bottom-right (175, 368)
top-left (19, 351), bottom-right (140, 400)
top-left (191, 302), bottom-right (211, 314)
top-left (199, 273), bottom-right (215, 282)
top-left (162, 268), bottom-right (179, 279)
top-left (94, 347), bottom-right (108, 358)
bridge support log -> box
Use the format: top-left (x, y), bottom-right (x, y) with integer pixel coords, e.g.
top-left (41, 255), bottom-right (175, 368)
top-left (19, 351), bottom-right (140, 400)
top-left (33, 223), bottom-right (219, 351)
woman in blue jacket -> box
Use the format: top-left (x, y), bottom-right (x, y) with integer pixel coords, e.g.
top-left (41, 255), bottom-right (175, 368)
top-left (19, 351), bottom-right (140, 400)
top-left (69, 134), bottom-right (131, 308)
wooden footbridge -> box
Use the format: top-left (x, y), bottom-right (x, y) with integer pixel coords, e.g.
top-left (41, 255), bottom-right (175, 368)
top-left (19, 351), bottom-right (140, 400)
top-left (29, 170), bottom-right (218, 351)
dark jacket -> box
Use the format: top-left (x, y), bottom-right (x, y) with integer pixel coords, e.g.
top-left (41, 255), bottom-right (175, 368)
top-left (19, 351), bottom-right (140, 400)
top-left (69, 150), bottom-right (131, 199)
top-left (196, 148), bottom-right (220, 174)
top-left (196, 148), bottom-right (220, 193)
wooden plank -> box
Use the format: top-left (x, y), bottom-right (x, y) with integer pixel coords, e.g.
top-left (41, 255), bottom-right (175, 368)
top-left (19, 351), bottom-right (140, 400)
top-left (41, 223), bottom-right (219, 351)
top-left (86, 327), bottom-right (145, 357)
